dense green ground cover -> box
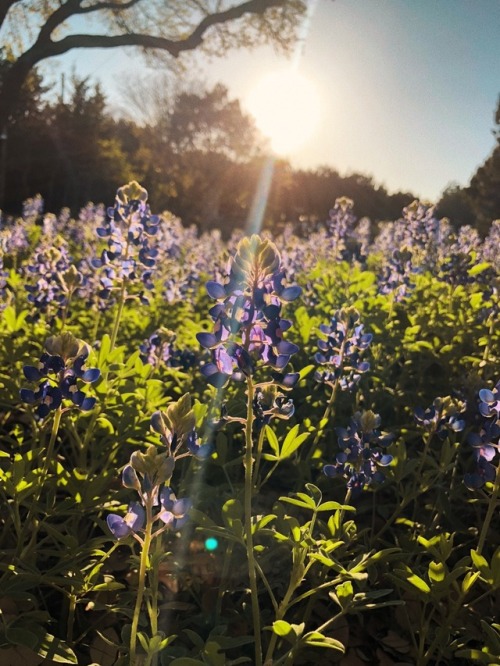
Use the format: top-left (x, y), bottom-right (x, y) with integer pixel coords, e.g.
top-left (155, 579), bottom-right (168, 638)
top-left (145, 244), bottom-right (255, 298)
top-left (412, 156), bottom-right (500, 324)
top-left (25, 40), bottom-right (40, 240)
top-left (0, 184), bottom-right (498, 665)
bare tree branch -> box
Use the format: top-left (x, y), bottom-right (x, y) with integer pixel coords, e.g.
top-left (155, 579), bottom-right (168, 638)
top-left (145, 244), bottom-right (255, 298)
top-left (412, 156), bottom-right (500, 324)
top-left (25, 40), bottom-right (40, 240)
top-left (76, 0), bottom-right (143, 15)
top-left (1, 0), bottom-right (298, 130)
top-left (32, 0), bottom-right (288, 62)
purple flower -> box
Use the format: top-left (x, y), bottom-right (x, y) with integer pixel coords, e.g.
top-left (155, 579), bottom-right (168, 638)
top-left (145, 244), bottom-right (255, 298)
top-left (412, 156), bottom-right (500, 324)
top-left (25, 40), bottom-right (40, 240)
top-left (315, 307), bottom-right (372, 391)
top-left (107, 502), bottom-right (145, 539)
top-left (24, 243), bottom-right (76, 321)
top-left (414, 396), bottom-right (466, 440)
top-left (324, 411), bottom-right (394, 494)
top-left (158, 488), bottom-right (191, 529)
top-left (378, 248), bottom-right (415, 302)
top-left (252, 385), bottom-right (295, 432)
top-left (465, 380), bottom-right (500, 490)
top-left (91, 181), bottom-right (160, 304)
top-left (197, 235), bottom-right (301, 388)
top-left (20, 333), bottom-right (100, 418)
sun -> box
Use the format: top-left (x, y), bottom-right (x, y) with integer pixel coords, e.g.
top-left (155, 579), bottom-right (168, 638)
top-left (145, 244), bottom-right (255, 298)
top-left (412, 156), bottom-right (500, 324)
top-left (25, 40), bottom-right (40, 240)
top-left (245, 69), bottom-right (321, 156)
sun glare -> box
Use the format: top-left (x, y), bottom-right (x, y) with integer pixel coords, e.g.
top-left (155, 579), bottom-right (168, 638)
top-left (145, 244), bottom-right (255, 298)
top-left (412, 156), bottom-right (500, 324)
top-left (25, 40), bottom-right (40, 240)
top-left (246, 70), bottom-right (321, 156)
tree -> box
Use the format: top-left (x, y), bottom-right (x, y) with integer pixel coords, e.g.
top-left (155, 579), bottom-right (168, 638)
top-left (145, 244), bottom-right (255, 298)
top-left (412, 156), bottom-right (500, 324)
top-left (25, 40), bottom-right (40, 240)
top-left (1, 70), bottom-right (133, 212)
top-left (135, 82), bottom-right (264, 230)
top-left (435, 183), bottom-right (475, 229)
top-left (0, 60), bottom-right (51, 210)
top-left (466, 96), bottom-right (500, 235)
top-left (0, 0), bottom-right (305, 132)
top-left (43, 76), bottom-right (132, 209)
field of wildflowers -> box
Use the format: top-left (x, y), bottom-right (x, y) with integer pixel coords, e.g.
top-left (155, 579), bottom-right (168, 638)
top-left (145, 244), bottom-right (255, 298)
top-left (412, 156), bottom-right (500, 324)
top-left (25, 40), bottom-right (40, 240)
top-left (0, 182), bottom-right (499, 666)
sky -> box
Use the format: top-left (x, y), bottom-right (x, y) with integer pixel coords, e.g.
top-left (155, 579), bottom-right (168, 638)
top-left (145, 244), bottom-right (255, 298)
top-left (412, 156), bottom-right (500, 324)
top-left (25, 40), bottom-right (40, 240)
top-left (42, 0), bottom-right (500, 202)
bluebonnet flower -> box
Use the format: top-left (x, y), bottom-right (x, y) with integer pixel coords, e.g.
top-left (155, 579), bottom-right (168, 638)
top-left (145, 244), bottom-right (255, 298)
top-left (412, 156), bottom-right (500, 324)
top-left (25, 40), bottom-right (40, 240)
top-left (314, 307), bottom-right (372, 392)
top-left (139, 328), bottom-right (197, 370)
top-left (324, 411), bottom-right (394, 494)
top-left (0, 253), bottom-right (9, 309)
top-left (351, 217), bottom-right (372, 262)
top-left (22, 194), bottom-right (44, 222)
top-left (107, 502), bottom-right (146, 540)
top-left (91, 181), bottom-right (160, 305)
top-left (398, 200), bottom-right (444, 270)
top-left (196, 235), bottom-right (301, 388)
top-left (378, 248), bottom-right (415, 302)
top-left (326, 197), bottom-right (357, 261)
top-left (0, 221), bottom-right (29, 256)
top-left (252, 384), bottom-right (295, 432)
top-left (478, 384), bottom-right (500, 420)
top-left (107, 437), bottom-right (191, 540)
top-left (158, 488), bottom-right (191, 529)
top-left (23, 242), bottom-right (85, 322)
top-left (482, 221), bottom-right (500, 272)
top-left (465, 380), bottom-right (500, 490)
top-left (414, 396), bottom-right (466, 440)
top-left (438, 252), bottom-right (477, 287)
top-left (20, 333), bottom-right (100, 418)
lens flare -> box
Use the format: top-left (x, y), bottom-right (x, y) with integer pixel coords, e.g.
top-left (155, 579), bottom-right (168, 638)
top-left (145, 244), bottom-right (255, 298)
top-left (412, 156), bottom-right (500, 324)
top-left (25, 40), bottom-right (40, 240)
top-left (246, 70), bottom-right (321, 156)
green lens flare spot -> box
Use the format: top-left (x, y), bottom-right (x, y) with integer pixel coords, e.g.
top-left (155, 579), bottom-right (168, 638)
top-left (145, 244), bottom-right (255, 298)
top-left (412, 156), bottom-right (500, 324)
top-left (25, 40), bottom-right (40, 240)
top-left (205, 537), bottom-right (218, 551)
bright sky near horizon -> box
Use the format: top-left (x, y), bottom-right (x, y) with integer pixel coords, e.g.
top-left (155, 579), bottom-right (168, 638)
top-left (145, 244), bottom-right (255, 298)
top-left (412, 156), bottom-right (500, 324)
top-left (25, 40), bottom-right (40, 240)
top-left (44, 0), bottom-right (500, 202)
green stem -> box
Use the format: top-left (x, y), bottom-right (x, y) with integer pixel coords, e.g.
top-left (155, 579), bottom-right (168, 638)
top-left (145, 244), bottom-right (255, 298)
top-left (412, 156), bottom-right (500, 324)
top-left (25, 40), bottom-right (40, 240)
top-left (109, 281), bottom-right (127, 351)
top-left (481, 299), bottom-right (496, 365)
top-left (130, 501), bottom-right (154, 666)
top-left (253, 426), bottom-right (266, 485)
top-left (19, 406), bottom-right (63, 553)
top-left (305, 378), bottom-right (339, 465)
top-left (149, 535), bottom-right (162, 642)
top-left (216, 541), bottom-right (234, 621)
top-left (264, 511), bottom-right (319, 665)
top-left (244, 376), bottom-right (262, 666)
top-left (476, 461), bottom-right (500, 556)
top-left (67, 593), bottom-right (77, 644)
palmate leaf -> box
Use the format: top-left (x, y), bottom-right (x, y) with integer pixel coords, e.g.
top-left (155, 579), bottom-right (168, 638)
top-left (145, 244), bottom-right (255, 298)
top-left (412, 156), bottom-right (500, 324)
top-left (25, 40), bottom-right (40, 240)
top-left (280, 424), bottom-right (309, 459)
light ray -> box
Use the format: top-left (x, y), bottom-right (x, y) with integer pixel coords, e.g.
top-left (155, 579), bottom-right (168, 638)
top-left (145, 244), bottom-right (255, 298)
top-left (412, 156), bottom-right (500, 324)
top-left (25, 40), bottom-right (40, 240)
top-left (160, 1), bottom-right (320, 638)
top-left (246, 155), bottom-right (275, 236)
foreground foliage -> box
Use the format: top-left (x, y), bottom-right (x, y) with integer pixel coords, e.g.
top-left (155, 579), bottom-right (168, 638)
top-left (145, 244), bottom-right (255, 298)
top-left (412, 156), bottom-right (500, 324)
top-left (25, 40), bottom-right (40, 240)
top-left (0, 184), bottom-right (499, 665)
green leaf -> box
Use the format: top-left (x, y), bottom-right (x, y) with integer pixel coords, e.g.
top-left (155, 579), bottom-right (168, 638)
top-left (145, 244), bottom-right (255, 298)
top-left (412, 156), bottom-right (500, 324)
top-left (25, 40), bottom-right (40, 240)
top-left (280, 496), bottom-right (315, 511)
top-left (304, 482), bottom-right (322, 503)
top-left (265, 425), bottom-right (280, 456)
top-left (462, 570), bottom-right (481, 594)
top-left (468, 261), bottom-right (491, 276)
top-left (454, 649), bottom-right (499, 664)
top-left (280, 424), bottom-right (309, 459)
top-left (298, 364), bottom-right (315, 379)
top-left (428, 561), bottom-right (446, 583)
top-left (273, 620), bottom-right (293, 637)
top-left (36, 632), bottom-right (78, 663)
top-left (480, 620), bottom-right (500, 653)
top-left (471, 549), bottom-right (492, 581)
top-left (407, 573), bottom-right (431, 593)
top-left (303, 631), bottom-right (344, 652)
top-left (334, 581), bottom-right (353, 608)
top-left (317, 501), bottom-right (349, 512)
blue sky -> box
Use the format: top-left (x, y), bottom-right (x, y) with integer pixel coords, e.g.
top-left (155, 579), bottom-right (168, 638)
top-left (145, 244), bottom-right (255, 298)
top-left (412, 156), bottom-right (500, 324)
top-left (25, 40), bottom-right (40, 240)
top-left (44, 0), bottom-right (500, 201)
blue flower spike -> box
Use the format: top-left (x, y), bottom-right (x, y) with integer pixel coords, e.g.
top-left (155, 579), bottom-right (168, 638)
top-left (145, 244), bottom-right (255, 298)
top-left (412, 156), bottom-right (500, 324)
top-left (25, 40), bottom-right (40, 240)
top-left (20, 332), bottom-right (100, 418)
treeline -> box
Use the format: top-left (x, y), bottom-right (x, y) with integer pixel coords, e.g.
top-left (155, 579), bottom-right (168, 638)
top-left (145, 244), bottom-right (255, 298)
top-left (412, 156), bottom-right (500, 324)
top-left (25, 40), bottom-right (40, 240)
top-left (2, 65), bottom-right (499, 236)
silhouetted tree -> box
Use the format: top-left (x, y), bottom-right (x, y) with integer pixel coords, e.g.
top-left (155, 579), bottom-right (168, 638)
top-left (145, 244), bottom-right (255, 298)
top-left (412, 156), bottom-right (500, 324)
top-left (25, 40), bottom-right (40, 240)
top-left (467, 96), bottom-right (500, 235)
top-left (0, 1), bottom-right (305, 131)
top-left (436, 184), bottom-right (475, 229)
